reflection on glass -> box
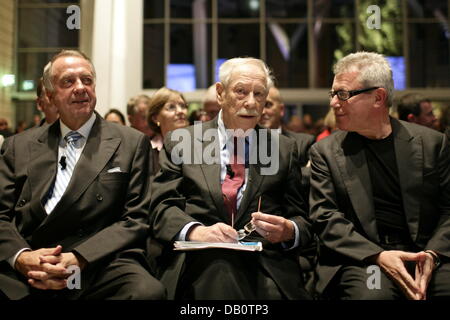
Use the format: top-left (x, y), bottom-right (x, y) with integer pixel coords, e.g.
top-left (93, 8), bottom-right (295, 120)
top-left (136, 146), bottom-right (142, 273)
top-left (266, 23), bottom-right (309, 88)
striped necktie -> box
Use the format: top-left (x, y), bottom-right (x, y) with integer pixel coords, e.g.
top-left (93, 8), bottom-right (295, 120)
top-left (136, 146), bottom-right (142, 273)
top-left (44, 131), bottom-right (82, 214)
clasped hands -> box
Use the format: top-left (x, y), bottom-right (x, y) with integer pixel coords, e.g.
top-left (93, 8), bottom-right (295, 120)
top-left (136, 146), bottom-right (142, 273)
top-left (188, 211), bottom-right (295, 244)
top-left (375, 250), bottom-right (437, 300)
top-left (15, 245), bottom-right (86, 290)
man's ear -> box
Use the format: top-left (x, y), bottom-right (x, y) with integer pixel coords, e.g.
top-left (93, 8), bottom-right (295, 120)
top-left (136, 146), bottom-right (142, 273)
top-left (373, 88), bottom-right (387, 108)
top-left (279, 103), bottom-right (285, 118)
top-left (216, 82), bottom-right (224, 105)
top-left (407, 113), bottom-right (418, 123)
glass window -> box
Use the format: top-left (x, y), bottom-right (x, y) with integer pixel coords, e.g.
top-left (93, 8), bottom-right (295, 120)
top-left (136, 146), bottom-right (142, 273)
top-left (266, 23), bottom-right (309, 88)
top-left (218, 0), bottom-right (260, 18)
top-left (144, 0), bottom-right (164, 19)
top-left (314, 0), bottom-right (355, 18)
top-left (218, 23), bottom-right (260, 59)
top-left (408, 0), bottom-right (448, 18)
top-left (18, 8), bottom-right (79, 48)
top-left (171, 0), bottom-right (211, 19)
top-left (409, 23), bottom-right (450, 87)
top-left (143, 24), bottom-right (165, 88)
top-left (16, 0), bottom-right (80, 93)
top-left (266, 0), bottom-right (307, 19)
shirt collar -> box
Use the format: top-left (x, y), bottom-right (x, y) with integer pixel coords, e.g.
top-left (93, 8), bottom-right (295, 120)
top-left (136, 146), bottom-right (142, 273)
top-left (151, 134), bottom-right (164, 151)
top-left (59, 113), bottom-right (96, 140)
top-left (217, 109), bottom-right (254, 151)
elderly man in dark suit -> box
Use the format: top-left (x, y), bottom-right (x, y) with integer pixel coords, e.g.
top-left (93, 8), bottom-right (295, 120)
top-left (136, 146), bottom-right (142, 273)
top-left (309, 51), bottom-right (450, 300)
top-left (149, 57), bottom-right (312, 300)
top-left (0, 50), bottom-right (165, 300)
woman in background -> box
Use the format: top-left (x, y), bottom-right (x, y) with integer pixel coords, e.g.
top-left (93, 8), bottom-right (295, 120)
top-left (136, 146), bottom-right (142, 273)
top-left (147, 87), bottom-right (189, 176)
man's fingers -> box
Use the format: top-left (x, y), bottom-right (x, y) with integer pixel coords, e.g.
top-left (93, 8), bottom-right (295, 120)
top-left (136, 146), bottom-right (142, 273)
top-left (40, 263), bottom-right (68, 276)
top-left (39, 255), bottom-right (62, 264)
top-left (252, 212), bottom-right (281, 225)
top-left (41, 245), bottom-right (63, 256)
top-left (28, 278), bottom-right (67, 290)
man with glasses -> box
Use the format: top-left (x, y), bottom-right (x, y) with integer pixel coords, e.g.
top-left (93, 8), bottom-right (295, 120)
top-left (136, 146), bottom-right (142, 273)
top-left (309, 51), bottom-right (450, 300)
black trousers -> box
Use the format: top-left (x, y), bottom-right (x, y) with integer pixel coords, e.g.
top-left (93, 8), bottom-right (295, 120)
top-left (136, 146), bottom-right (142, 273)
top-left (1, 249), bottom-right (166, 300)
top-left (176, 249), bottom-right (309, 300)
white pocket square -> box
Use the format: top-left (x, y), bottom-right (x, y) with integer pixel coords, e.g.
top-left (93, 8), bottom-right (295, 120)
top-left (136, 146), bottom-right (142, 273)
top-left (107, 167), bottom-right (122, 173)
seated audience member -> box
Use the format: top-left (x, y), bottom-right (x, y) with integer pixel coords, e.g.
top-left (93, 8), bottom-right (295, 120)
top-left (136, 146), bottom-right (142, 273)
top-left (259, 86), bottom-right (315, 167)
top-left (149, 57), bottom-right (312, 300)
top-left (36, 73), bottom-right (59, 126)
top-left (188, 109), bottom-right (209, 125)
top-left (105, 108), bottom-right (126, 125)
top-left (202, 84), bottom-right (221, 120)
top-left (0, 49), bottom-right (165, 300)
top-left (397, 93), bottom-right (437, 129)
top-left (316, 109), bottom-right (336, 142)
top-left (309, 51), bottom-right (450, 300)
top-left (147, 87), bottom-right (189, 176)
top-left (0, 118), bottom-right (13, 138)
top-left (127, 94), bottom-right (154, 138)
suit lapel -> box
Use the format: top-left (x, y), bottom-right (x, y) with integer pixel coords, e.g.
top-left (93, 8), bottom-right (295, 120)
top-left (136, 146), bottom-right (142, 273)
top-left (335, 132), bottom-right (379, 242)
top-left (197, 119), bottom-right (227, 220)
top-left (28, 122), bottom-right (61, 222)
top-left (39, 116), bottom-right (121, 226)
top-left (391, 118), bottom-right (422, 240)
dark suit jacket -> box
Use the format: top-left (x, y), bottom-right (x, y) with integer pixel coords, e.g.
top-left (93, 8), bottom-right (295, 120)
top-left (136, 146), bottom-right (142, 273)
top-left (282, 129), bottom-right (315, 167)
top-left (309, 118), bottom-right (450, 294)
top-left (0, 113), bottom-right (151, 299)
top-left (149, 118), bottom-right (312, 299)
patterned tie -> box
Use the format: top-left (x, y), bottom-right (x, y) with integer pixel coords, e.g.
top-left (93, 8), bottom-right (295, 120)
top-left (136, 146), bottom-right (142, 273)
top-left (221, 137), bottom-right (246, 223)
top-left (44, 131), bottom-right (83, 214)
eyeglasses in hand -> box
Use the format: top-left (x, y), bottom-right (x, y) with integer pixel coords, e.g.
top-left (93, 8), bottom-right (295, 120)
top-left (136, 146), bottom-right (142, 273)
top-left (237, 221), bottom-right (256, 241)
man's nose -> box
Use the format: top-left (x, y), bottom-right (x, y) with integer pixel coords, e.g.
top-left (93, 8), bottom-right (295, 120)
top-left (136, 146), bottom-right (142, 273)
top-left (245, 92), bottom-right (257, 108)
top-left (73, 78), bottom-right (86, 93)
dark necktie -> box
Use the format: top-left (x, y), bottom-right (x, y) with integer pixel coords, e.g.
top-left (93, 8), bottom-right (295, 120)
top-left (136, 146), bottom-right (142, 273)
top-left (221, 137), bottom-right (245, 223)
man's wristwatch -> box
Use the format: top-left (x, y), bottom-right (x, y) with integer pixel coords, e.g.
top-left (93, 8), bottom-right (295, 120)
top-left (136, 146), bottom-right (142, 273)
top-left (425, 250), bottom-right (441, 269)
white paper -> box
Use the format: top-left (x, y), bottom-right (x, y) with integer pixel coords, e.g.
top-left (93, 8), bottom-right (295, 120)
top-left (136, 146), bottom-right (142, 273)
top-left (173, 241), bottom-right (263, 252)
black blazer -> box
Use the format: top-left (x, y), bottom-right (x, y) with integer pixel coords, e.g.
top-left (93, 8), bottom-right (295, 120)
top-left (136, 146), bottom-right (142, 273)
top-left (309, 118), bottom-right (450, 294)
top-left (0, 114), bottom-right (152, 299)
top-left (282, 129), bottom-right (315, 167)
top-left (149, 118), bottom-right (312, 299)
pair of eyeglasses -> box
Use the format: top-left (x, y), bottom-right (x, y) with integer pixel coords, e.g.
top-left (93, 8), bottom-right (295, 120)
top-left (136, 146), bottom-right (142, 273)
top-left (237, 196), bottom-right (261, 241)
top-left (237, 221), bottom-right (256, 240)
top-left (328, 87), bottom-right (379, 101)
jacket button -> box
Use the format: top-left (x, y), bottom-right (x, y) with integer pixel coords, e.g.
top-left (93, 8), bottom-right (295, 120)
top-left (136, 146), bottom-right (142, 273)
top-left (77, 228), bottom-right (84, 237)
top-left (96, 194), bottom-right (103, 201)
top-left (18, 199), bottom-right (26, 207)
